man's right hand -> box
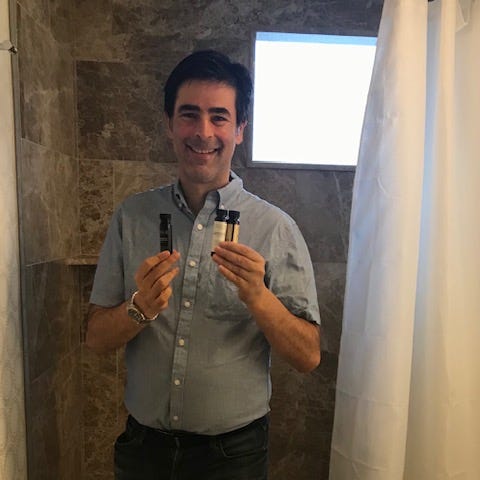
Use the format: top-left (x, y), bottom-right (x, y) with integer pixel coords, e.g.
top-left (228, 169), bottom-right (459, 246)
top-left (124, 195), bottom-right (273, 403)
top-left (133, 250), bottom-right (181, 319)
top-left (86, 250), bottom-right (181, 354)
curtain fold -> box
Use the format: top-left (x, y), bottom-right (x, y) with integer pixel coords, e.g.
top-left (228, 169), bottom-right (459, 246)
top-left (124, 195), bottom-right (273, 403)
top-left (330, 0), bottom-right (480, 478)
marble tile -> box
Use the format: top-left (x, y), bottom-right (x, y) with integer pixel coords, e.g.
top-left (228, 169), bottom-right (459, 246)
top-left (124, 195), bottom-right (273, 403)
top-left (235, 167), bottom-right (297, 219)
top-left (314, 262), bottom-right (347, 355)
top-left (84, 425), bottom-right (116, 480)
top-left (74, 0), bottom-right (129, 62)
top-left (83, 345), bottom-right (127, 480)
top-left (18, 5), bottom-right (75, 156)
top-left (80, 267), bottom-right (96, 340)
top-left (74, 0), bottom-right (382, 63)
top-left (17, 0), bottom-right (49, 29)
top-left (334, 170), bottom-right (356, 258)
top-left (82, 346), bottom-right (118, 429)
top-left (23, 262), bottom-right (81, 383)
top-left (20, 140), bottom-right (79, 264)
top-left (77, 61), bottom-right (167, 162)
top-left (49, 0), bottom-right (75, 47)
top-left (79, 159), bottom-right (114, 255)
top-left (269, 351), bottom-right (338, 480)
top-left (294, 170), bottom-right (348, 263)
top-left (26, 350), bottom-right (83, 480)
top-left (113, 160), bottom-right (177, 207)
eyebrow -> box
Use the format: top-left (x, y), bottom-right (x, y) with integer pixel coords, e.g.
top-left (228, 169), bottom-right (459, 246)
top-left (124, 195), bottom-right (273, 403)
top-left (177, 104), bottom-right (232, 117)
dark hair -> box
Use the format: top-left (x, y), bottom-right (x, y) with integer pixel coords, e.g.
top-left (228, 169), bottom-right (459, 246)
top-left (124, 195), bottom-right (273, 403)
top-left (164, 50), bottom-right (253, 126)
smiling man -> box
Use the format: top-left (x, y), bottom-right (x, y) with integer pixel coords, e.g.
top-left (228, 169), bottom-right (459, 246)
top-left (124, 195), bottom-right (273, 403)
top-left (86, 50), bottom-right (321, 480)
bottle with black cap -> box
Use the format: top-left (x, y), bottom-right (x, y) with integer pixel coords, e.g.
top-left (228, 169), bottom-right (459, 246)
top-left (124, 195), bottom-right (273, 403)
top-left (211, 208), bottom-right (228, 254)
top-left (225, 210), bottom-right (240, 242)
top-left (159, 213), bottom-right (172, 253)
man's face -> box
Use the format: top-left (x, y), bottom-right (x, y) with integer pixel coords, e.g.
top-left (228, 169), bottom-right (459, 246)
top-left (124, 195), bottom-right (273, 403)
top-left (167, 80), bottom-right (246, 190)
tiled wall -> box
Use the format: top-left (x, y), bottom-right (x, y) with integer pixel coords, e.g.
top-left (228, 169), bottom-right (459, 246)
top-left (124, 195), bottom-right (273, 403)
top-left (0, 0), bottom-right (27, 477)
top-left (75, 2), bottom-right (382, 480)
top-left (14, 0), bottom-right (83, 479)
top-left (14, 0), bottom-right (382, 479)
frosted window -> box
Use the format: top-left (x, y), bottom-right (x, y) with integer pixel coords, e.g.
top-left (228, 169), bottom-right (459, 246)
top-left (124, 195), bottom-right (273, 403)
top-left (252, 32), bottom-right (376, 167)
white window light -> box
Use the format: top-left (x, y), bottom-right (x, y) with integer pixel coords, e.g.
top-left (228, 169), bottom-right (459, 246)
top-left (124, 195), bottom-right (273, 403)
top-left (251, 32), bottom-right (376, 168)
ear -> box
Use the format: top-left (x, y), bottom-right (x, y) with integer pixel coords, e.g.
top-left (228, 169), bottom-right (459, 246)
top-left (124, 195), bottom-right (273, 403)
top-left (235, 121), bottom-right (247, 145)
top-left (164, 112), bottom-right (174, 140)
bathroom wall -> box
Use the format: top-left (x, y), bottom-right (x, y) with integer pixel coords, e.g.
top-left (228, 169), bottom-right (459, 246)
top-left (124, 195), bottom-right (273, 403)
top-left (12, 0), bottom-right (383, 479)
top-left (0, 0), bottom-right (27, 478)
top-left (14, 0), bottom-right (83, 478)
top-left (75, 1), bottom-right (382, 480)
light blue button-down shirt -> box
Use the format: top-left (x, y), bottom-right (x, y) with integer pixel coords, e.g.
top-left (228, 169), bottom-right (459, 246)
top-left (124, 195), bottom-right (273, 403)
top-left (90, 172), bottom-right (320, 434)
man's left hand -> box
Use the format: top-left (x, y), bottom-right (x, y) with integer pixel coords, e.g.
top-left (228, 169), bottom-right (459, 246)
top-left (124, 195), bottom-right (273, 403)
top-left (212, 242), bottom-right (267, 308)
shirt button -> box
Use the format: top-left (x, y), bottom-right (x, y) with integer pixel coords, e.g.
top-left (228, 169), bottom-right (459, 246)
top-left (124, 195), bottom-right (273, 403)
top-left (184, 300), bottom-right (191, 308)
top-left (188, 260), bottom-right (196, 267)
top-left (197, 224), bottom-right (204, 231)
top-left (178, 338), bottom-right (185, 346)
top-left (174, 379), bottom-right (181, 386)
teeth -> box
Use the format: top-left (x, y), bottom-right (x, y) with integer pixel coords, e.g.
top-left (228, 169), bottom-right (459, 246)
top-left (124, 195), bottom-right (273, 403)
top-left (189, 146), bottom-right (216, 154)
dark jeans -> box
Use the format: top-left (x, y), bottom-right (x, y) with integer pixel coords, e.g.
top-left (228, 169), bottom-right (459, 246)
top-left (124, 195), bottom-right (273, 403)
top-left (114, 415), bottom-right (269, 480)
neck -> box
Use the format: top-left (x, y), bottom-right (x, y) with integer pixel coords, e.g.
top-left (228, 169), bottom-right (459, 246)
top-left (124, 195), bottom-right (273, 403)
top-left (179, 181), bottom-right (226, 216)
top-left (183, 185), bottom-right (208, 216)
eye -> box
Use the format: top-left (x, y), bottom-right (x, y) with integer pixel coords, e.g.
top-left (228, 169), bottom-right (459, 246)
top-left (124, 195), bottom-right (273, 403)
top-left (180, 112), bottom-right (197, 119)
top-left (212, 115), bottom-right (229, 124)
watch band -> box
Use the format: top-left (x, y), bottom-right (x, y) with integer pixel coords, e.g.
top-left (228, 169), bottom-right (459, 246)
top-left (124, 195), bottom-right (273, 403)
top-left (127, 291), bottom-right (159, 325)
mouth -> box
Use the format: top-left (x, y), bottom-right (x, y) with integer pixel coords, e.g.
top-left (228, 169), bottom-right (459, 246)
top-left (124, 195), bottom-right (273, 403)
top-left (187, 145), bottom-right (218, 155)
top-left (186, 144), bottom-right (220, 155)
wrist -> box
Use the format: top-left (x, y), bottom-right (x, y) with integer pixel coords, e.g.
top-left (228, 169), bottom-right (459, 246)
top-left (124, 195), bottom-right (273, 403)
top-left (244, 286), bottom-right (272, 314)
top-left (126, 291), bottom-right (158, 325)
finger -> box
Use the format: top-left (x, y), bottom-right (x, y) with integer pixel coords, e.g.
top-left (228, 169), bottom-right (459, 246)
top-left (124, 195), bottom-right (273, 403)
top-left (143, 252), bottom-right (180, 288)
top-left (135, 250), bottom-right (180, 288)
top-left (212, 254), bottom-right (250, 282)
top-left (152, 285), bottom-right (174, 311)
top-left (136, 267), bottom-right (179, 316)
top-left (139, 266), bottom-right (180, 305)
top-left (150, 267), bottom-right (180, 297)
top-left (216, 241), bottom-right (261, 259)
top-left (217, 264), bottom-right (244, 288)
top-left (135, 251), bottom-right (170, 280)
top-left (213, 247), bottom-right (263, 276)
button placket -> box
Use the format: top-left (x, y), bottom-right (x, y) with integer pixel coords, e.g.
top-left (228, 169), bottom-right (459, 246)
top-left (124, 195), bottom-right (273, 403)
top-left (169, 210), bottom-right (212, 427)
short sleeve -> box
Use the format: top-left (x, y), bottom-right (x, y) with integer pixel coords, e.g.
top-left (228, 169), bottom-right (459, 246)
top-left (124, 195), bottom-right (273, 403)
top-left (89, 207), bottom-right (126, 307)
top-left (266, 219), bottom-right (321, 326)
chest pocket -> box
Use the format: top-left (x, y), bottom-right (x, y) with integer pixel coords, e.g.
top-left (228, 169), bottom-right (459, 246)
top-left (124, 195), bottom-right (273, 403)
top-left (206, 263), bottom-right (249, 321)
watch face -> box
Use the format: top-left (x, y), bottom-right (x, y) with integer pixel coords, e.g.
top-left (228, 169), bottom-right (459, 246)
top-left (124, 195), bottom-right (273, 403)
top-left (127, 304), bottom-right (147, 324)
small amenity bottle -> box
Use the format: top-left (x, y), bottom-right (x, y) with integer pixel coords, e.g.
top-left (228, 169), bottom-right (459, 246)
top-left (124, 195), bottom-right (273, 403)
top-left (159, 213), bottom-right (172, 253)
top-left (211, 209), bottom-right (228, 254)
top-left (225, 210), bottom-right (240, 242)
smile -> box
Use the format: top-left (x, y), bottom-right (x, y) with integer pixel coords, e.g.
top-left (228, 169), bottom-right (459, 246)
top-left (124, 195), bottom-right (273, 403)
top-left (187, 145), bottom-right (219, 154)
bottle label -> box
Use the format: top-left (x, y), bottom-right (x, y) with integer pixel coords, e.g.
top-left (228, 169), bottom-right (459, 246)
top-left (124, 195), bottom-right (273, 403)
top-left (211, 221), bottom-right (228, 252)
top-left (232, 225), bottom-right (239, 243)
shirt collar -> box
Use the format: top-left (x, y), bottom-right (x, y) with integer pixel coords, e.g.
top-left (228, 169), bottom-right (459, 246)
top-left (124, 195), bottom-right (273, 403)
top-left (172, 171), bottom-right (244, 212)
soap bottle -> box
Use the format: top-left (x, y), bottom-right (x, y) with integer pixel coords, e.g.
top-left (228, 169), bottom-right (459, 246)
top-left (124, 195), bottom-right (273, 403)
top-left (225, 210), bottom-right (240, 242)
top-left (211, 208), bottom-right (228, 254)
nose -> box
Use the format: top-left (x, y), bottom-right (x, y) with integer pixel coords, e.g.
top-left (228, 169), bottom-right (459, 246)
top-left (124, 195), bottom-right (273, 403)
top-left (195, 117), bottom-right (214, 139)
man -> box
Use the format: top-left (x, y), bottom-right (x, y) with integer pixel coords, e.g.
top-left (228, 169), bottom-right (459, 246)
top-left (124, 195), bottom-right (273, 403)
top-left (86, 50), bottom-right (321, 480)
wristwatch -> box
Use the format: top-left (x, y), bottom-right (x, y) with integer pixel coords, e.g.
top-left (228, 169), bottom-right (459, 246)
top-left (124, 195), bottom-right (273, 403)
top-left (127, 291), bottom-right (158, 325)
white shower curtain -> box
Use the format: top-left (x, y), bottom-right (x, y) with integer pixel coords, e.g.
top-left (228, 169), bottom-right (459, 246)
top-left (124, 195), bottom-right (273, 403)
top-left (329, 0), bottom-right (480, 479)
